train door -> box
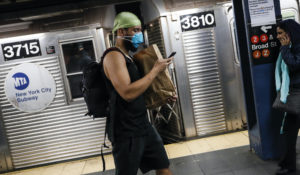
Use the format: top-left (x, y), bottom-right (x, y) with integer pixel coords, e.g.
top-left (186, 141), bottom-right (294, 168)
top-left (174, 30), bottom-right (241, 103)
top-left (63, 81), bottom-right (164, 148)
top-left (161, 4), bottom-right (246, 137)
top-left (226, 4), bottom-right (249, 130)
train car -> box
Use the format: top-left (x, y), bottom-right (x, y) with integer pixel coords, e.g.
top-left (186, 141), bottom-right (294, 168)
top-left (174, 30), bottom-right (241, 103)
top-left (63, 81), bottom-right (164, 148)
top-left (141, 1), bottom-right (248, 139)
top-left (0, 4), bottom-right (114, 172)
top-left (0, 0), bottom-right (299, 172)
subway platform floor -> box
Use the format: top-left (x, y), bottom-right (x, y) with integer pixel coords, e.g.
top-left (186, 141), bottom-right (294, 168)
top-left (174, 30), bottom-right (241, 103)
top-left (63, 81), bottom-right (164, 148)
top-left (1, 131), bottom-right (300, 175)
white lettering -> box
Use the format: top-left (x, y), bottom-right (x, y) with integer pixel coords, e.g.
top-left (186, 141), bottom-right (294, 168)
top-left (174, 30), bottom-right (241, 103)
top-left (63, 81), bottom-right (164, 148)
top-left (252, 43), bottom-right (269, 50)
top-left (21, 78), bottom-right (27, 85)
top-left (14, 77), bottom-right (27, 87)
top-left (14, 78), bottom-right (20, 87)
top-left (270, 41), bottom-right (277, 47)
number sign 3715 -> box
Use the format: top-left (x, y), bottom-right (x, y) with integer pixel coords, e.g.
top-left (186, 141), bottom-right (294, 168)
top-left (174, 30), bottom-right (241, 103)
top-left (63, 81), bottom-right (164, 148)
top-left (2, 39), bottom-right (42, 61)
top-left (180, 11), bottom-right (216, 32)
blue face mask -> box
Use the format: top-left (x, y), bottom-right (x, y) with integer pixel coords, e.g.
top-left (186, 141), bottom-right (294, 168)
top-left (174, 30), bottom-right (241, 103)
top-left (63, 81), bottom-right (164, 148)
top-left (118, 32), bottom-right (144, 48)
top-left (131, 32), bottom-right (144, 48)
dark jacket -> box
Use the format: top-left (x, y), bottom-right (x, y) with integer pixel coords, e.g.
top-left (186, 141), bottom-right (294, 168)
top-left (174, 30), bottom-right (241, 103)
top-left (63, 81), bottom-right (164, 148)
top-left (281, 43), bottom-right (300, 85)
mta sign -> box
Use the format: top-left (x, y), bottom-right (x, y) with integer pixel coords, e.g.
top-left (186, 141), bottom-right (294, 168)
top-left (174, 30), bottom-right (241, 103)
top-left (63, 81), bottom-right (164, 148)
top-left (12, 72), bottom-right (29, 90)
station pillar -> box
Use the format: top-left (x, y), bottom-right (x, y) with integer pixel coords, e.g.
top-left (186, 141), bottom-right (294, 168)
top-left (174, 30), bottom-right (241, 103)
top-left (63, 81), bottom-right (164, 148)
top-left (232, 0), bottom-right (283, 160)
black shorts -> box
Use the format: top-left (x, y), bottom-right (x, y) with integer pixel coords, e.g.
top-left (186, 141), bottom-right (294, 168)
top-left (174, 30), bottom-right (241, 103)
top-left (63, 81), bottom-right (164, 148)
top-left (112, 126), bottom-right (170, 175)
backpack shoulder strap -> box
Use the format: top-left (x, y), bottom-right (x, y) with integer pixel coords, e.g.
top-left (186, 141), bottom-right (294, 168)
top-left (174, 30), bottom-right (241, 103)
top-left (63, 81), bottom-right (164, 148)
top-left (100, 47), bottom-right (126, 64)
top-left (99, 48), bottom-right (123, 172)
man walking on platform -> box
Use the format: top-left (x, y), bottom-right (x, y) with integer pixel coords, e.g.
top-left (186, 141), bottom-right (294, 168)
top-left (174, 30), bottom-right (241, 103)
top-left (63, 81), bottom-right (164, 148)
top-left (102, 11), bottom-right (174, 175)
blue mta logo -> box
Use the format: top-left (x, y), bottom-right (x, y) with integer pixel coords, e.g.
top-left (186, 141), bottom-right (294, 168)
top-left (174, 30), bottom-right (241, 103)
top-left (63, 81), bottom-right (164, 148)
top-left (12, 72), bottom-right (29, 90)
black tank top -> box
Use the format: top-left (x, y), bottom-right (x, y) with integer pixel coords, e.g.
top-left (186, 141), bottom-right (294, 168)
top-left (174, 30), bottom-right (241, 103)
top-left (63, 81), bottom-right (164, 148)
top-left (103, 48), bottom-right (151, 139)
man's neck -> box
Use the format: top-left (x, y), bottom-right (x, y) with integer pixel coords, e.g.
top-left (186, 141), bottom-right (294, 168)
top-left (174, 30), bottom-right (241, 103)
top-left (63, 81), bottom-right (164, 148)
top-left (115, 40), bottom-right (129, 56)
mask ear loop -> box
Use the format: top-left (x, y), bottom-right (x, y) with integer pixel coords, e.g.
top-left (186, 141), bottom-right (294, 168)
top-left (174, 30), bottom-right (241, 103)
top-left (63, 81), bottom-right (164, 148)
top-left (116, 34), bottom-right (133, 43)
top-left (113, 29), bottom-right (133, 46)
top-left (112, 31), bottom-right (115, 47)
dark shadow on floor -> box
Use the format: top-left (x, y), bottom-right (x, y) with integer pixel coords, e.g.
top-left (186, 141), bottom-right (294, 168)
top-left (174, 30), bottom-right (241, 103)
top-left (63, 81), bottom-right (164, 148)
top-left (83, 143), bottom-right (300, 175)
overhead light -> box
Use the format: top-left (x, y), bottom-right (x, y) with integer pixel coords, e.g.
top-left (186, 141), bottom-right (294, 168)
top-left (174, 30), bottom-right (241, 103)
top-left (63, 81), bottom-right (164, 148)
top-left (20, 9), bottom-right (83, 21)
top-left (0, 21), bottom-right (32, 33)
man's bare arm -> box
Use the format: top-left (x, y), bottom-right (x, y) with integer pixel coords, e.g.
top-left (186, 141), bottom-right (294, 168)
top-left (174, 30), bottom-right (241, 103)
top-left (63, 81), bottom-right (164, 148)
top-left (103, 51), bottom-right (172, 102)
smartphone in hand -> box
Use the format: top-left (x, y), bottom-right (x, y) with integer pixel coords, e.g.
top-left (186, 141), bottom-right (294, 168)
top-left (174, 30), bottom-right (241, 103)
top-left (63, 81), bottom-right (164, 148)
top-left (168, 52), bottom-right (176, 58)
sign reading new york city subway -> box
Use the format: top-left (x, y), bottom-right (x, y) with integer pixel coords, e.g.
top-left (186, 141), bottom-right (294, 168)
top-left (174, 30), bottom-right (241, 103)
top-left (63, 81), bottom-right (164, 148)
top-left (4, 63), bottom-right (56, 113)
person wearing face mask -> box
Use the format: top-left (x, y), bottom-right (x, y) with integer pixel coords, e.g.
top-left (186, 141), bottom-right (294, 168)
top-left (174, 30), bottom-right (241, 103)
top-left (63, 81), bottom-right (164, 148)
top-left (102, 12), bottom-right (174, 175)
top-left (274, 19), bottom-right (300, 175)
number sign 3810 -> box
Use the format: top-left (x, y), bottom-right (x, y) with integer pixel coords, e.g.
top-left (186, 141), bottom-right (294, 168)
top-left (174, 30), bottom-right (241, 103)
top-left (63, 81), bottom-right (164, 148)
top-left (180, 11), bottom-right (216, 32)
top-left (2, 39), bottom-right (42, 61)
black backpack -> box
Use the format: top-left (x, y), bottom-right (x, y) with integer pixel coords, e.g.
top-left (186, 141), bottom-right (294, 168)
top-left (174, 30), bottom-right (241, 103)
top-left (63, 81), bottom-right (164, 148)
top-left (81, 47), bottom-right (123, 171)
top-left (82, 61), bottom-right (108, 119)
top-left (81, 47), bottom-right (122, 119)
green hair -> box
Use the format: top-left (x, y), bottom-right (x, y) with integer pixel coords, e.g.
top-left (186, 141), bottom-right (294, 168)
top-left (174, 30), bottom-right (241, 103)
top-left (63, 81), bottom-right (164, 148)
top-left (112, 12), bottom-right (141, 33)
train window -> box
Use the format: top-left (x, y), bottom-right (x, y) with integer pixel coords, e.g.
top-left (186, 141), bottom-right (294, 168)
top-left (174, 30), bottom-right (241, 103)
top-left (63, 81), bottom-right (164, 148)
top-left (61, 40), bottom-right (96, 100)
top-left (229, 19), bottom-right (240, 65)
top-left (281, 9), bottom-right (298, 21)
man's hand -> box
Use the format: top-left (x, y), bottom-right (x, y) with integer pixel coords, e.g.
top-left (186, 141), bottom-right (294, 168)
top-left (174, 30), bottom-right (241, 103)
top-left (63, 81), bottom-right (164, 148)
top-left (152, 57), bottom-right (174, 74)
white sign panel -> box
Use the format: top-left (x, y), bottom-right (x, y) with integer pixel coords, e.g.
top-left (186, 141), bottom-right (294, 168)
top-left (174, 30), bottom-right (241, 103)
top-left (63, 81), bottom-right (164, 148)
top-left (249, 0), bottom-right (276, 27)
top-left (4, 63), bottom-right (56, 113)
